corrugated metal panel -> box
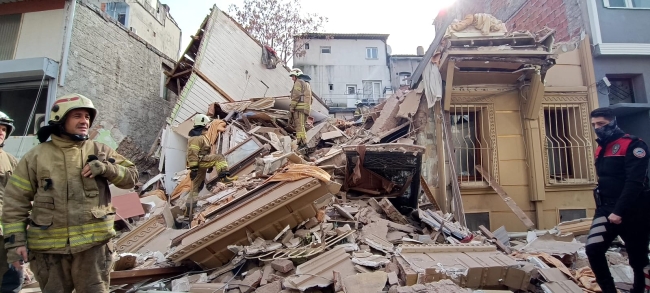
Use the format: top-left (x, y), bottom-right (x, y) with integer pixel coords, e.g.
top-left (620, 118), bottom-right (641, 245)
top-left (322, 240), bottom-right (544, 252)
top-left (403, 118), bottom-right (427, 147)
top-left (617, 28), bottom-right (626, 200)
top-left (0, 14), bottom-right (21, 60)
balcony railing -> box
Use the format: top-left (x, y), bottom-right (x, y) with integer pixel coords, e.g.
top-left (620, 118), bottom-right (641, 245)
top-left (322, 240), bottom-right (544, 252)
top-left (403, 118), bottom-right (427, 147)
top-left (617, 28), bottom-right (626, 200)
top-left (324, 94), bottom-right (384, 108)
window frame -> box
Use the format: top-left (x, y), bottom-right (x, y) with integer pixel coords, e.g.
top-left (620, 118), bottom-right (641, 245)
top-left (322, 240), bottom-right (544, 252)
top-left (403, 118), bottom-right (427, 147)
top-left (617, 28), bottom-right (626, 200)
top-left (449, 104), bottom-right (497, 187)
top-left (607, 77), bottom-right (635, 104)
top-left (540, 102), bottom-right (596, 186)
top-left (320, 46), bottom-right (331, 54)
top-left (304, 43), bottom-right (310, 50)
top-left (346, 85), bottom-right (357, 95)
top-left (603, 0), bottom-right (650, 9)
top-left (366, 47), bottom-right (378, 59)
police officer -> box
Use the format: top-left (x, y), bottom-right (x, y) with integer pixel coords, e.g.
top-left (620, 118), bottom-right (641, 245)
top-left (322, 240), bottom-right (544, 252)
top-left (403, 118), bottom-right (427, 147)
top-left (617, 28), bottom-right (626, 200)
top-left (586, 107), bottom-right (650, 293)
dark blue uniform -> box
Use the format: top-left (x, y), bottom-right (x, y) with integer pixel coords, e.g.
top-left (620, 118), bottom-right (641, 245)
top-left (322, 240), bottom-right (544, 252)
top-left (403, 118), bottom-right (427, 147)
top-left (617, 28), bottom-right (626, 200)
top-left (586, 133), bottom-right (650, 293)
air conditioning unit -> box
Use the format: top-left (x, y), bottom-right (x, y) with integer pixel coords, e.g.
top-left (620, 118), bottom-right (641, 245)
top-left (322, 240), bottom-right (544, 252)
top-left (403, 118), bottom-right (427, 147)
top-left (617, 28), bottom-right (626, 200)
top-left (130, 27), bottom-right (137, 34)
top-left (33, 114), bottom-right (46, 135)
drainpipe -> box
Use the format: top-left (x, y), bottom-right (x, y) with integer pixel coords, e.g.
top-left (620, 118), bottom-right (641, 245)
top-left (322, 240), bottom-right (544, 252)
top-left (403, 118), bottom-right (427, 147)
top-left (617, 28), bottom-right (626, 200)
top-left (58, 0), bottom-right (77, 87)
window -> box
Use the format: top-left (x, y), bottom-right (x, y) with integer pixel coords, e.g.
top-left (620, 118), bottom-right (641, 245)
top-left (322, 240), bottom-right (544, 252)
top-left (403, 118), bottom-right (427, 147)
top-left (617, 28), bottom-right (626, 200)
top-left (604, 0), bottom-right (650, 8)
top-left (0, 14), bottom-right (22, 61)
top-left (346, 85), bottom-right (357, 95)
top-left (399, 72), bottom-right (411, 86)
top-left (321, 46), bottom-right (331, 54)
top-left (366, 47), bottom-right (378, 59)
top-left (362, 80), bottom-right (382, 100)
top-left (117, 13), bottom-right (127, 26)
top-left (559, 209), bottom-right (587, 222)
top-left (305, 43), bottom-right (310, 50)
top-left (542, 104), bottom-right (595, 185)
top-left (329, 84), bottom-right (333, 91)
top-left (465, 212), bottom-right (490, 231)
top-left (450, 105), bottom-right (495, 186)
top-left (607, 77), bottom-right (635, 104)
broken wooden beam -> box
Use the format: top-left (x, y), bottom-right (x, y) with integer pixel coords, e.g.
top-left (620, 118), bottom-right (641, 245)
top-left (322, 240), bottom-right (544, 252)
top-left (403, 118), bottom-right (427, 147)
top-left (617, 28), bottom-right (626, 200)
top-left (478, 225), bottom-right (512, 254)
top-left (475, 165), bottom-right (536, 230)
top-left (420, 175), bottom-right (441, 211)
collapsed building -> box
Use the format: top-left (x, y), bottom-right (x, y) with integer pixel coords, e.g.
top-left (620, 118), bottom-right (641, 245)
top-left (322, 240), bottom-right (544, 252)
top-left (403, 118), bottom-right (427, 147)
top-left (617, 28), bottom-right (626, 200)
top-left (15, 8), bottom-right (622, 293)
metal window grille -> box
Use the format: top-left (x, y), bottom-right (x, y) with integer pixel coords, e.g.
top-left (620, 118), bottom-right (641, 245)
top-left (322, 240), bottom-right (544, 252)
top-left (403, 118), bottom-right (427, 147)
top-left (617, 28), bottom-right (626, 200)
top-left (542, 104), bottom-right (595, 185)
top-left (450, 105), bottom-right (494, 186)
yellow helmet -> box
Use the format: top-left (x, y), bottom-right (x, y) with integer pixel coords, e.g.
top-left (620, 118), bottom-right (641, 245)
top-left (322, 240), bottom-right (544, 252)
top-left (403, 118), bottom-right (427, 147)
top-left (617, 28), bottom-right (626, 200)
top-left (50, 94), bottom-right (97, 126)
top-left (289, 68), bottom-right (303, 77)
top-left (193, 114), bottom-right (211, 127)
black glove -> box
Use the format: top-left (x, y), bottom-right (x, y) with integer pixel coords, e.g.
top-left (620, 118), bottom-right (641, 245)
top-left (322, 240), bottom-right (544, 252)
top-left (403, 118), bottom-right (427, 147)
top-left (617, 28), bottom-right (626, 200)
top-left (207, 167), bottom-right (214, 174)
top-left (190, 168), bottom-right (198, 180)
top-left (217, 170), bottom-right (230, 179)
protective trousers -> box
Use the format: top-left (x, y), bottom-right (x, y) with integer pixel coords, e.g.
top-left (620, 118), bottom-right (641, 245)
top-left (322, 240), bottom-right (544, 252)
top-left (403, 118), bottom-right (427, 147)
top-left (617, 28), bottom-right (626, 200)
top-left (190, 167), bottom-right (208, 199)
top-left (30, 243), bottom-right (114, 293)
top-left (585, 208), bottom-right (650, 293)
top-left (292, 111), bottom-right (306, 145)
top-left (0, 243), bottom-right (23, 293)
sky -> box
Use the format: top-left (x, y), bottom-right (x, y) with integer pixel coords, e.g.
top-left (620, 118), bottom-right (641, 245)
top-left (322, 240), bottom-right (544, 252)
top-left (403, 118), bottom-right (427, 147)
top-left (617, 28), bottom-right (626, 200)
top-left (161, 0), bottom-right (457, 62)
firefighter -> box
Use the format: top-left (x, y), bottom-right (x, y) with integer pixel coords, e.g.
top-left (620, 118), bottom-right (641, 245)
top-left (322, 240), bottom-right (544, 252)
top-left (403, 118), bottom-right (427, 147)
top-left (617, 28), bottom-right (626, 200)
top-left (2, 94), bottom-right (138, 293)
top-left (0, 112), bottom-right (22, 293)
top-left (586, 107), bottom-right (650, 293)
top-left (289, 68), bottom-right (312, 147)
top-left (186, 114), bottom-right (232, 217)
top-left (353, 101), bottom-right (370, 122)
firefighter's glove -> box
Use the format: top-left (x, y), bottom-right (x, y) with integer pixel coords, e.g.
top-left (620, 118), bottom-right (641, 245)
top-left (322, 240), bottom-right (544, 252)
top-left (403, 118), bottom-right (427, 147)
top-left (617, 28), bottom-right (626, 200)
top-left (88, 160), bottom-right (107, 177)
top-left (207, 167), bottom-right (214, 174)
top-left (217, 170), bottom-right (231, 179)
top-left (190, 168), bottom-right (198, 180)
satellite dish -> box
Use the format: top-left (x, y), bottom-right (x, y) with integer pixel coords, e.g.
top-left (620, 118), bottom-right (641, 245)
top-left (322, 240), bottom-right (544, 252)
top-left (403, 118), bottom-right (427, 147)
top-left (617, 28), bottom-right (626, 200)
top-left (387, 45), bottom-right (392, 55)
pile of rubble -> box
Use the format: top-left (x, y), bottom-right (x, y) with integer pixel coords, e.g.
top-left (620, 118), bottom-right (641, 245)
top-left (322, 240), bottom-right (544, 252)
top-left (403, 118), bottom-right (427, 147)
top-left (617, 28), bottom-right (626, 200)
top-left (27, 90), bottom-right (620, 293)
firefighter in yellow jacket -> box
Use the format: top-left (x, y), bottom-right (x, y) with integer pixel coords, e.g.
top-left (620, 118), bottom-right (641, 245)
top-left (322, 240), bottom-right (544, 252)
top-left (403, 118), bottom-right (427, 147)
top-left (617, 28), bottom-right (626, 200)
top-left (186, 114), bottom-right (231, 217)
top-left (289, 68), bottom-right (312, 147)
top-left (2, 94), bottom-right (138, 293)
top-left (0, 112), bottom-right (22, 293)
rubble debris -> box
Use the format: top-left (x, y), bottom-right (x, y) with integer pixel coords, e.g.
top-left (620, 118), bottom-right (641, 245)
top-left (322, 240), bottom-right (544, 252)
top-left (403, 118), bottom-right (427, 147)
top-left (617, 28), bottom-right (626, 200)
top-left (519, 233), bottom-right (583, 257)
top-left (396, 279), bottom-right (472, 293)
top-left (341, 271), bottom-right (388, 293)
top-left (283, 247), bottom-right (355, 291)
top-left (556, 218), bottom-right (592, 236)
top-left (270, 259), bottom-right (294, 274)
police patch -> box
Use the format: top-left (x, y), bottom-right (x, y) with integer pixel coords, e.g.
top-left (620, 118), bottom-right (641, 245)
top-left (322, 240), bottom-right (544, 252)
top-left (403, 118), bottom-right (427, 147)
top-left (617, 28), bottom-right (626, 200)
top-left (633, 148), bottom-right (646, 158)
top-left (612, 144), bottom-right (620, 155)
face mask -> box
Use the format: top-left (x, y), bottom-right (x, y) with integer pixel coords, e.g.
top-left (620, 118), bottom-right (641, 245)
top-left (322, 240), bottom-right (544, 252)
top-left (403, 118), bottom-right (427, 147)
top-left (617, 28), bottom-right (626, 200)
top-left (594, 119), bottom-right (620, 140)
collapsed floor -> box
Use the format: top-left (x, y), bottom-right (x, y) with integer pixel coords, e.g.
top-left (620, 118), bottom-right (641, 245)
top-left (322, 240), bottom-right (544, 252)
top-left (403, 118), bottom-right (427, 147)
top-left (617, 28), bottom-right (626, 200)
top-left (11, 88), bottom-right (632, 293)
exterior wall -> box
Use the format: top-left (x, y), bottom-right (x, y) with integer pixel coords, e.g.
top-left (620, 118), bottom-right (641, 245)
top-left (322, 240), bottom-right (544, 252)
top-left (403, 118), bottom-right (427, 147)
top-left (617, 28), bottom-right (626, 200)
top-left (444, 44), bottom-right (598, 231)
top-left (434, 0), bottom-right (585, 42)
top-left (127, 1), bottom-right (181, 59)
top-left (389, 56), bottom-right (422, 91)
top-left (14, 9), bottom-right (66, 61)
top-left (89, 0), bottom-right (181, 59)
top-left (596, 2), bottom-right (650, 44)
top-left (293, 38), bottom-right (391, 108)
top-left (593, 56), bottom-right (650, 106)
top-left (60, 2), bottom-right (177, 151)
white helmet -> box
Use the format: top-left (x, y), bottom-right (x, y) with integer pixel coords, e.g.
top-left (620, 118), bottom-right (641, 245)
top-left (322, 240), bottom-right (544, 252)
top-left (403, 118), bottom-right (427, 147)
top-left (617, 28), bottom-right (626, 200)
top-left (193, 114), bottom-right (211, 127)
top-left (289, 68), bottom-right (303, 77)
top-left (0, 111), bottom-right (14, 136)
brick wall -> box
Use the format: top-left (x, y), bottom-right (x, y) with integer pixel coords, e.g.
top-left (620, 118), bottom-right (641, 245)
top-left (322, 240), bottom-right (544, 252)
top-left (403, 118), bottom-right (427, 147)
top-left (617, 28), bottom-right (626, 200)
top-left (435, 0), bottom-right (585, 42)
top-left (60, 2), bottom-right (177, 151)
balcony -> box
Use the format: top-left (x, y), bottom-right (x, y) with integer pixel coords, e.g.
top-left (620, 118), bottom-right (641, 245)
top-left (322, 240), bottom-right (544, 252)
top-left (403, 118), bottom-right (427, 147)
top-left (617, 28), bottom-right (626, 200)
top-left (324, 94), bottom-right (385, 110)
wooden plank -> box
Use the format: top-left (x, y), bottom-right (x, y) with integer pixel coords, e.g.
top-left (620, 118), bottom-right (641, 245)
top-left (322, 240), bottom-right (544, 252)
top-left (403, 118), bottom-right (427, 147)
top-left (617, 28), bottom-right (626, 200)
top-left (110, 266), bottom-right (188, 285)
top-left (478, 225), bottom-right (512, 254)
top-left (443, 60), bottom-right (455, 111)
top-left (475, 165), bottom-right (536, 230)
top-left (193, 68), bottom-right (235, 102)
top-left (420, 176), bottom-right (441, 211)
